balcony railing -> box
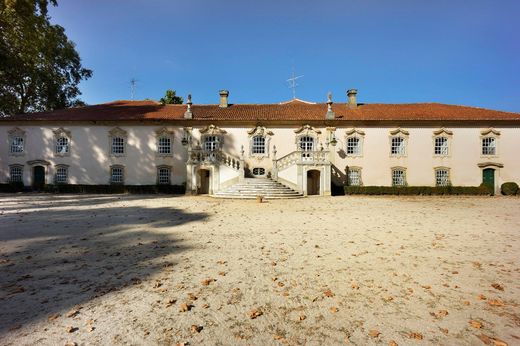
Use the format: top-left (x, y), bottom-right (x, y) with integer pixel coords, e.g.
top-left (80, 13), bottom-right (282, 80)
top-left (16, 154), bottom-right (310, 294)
top-left (189, 148), bottom-right (242, 171)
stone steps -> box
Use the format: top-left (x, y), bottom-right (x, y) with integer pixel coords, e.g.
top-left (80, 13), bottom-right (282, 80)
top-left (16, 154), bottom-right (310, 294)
top-left (213, 178), bottom-right (303, 199)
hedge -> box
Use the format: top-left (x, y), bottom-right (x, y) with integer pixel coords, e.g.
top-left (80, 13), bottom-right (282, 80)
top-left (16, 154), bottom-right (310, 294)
top-left (501, 182), bottom-right (519, 196)
top-left (344, 185), bottom-right (491, 195)
top-left (0, 184), bottom-right (185, 194)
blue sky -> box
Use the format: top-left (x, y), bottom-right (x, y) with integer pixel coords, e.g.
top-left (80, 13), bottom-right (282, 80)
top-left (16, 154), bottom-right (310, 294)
top-left (49, 0), bottom-right (520, 112)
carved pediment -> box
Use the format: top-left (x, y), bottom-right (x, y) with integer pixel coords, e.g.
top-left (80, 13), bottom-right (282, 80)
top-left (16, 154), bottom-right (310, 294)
top-left (389, 128), bottom-right (409, 136)
top-left (480, 128), bottom-right (500, 136)
top-left (108, 127), bottom-right (127, 137)
top-left (8, 127), bottom-right (25, 136)
top-left (155, 127), bottom-right (174, 137)
top-left (294, 124), bottom-right (321, 136)
top-left (433, 128), bottom-right (453, 136)
top-left (53, 127), bottom-right (71, 138)
top-left (199, 124), bottom-right (227, 135)
top-left (345, 128), bottom-right (365, 136)
top-left (247, 125), bottom-right (273, 137)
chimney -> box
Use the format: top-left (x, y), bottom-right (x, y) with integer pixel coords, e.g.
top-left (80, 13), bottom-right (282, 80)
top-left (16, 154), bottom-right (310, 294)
top-left (184, 94), bottom-right (193, 119)
top-left (347, 89), bottom-right (358, 109)
top-left (219, 90), bottom-right (229, 108)
top-left (325, 92), bottom-right (335, 120)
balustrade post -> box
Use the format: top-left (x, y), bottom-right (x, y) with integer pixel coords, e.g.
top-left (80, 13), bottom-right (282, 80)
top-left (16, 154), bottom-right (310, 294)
top-left (239, 145), bottom-right (245, 182)
top-left (272, 145), bottom-right (278, 180)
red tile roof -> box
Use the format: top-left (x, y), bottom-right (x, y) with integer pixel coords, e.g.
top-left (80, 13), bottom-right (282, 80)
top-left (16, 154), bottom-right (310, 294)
top-left (2, 99), bottom-right (519, 122)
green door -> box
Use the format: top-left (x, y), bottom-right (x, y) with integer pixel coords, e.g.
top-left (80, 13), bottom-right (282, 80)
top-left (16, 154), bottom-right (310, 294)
top-left (33, 166), bottom-right (45, 190)
top-left (482, 168), bottom-right (495, 194)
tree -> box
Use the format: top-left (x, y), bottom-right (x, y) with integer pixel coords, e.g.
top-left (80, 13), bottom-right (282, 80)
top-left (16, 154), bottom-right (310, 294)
top-left (159, 89), bottom-right (183, 105)
top-left (0, 0), bottom-right (92, 116)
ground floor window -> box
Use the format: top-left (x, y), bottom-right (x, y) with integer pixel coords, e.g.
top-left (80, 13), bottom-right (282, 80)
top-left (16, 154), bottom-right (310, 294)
top-left (110, 166), bottom-right (124, 184)
top-left (392, 168), bottom-right (406, 186)
top-left (9, 165), bottom-right (23, 182)
top-left (347, 168), bottom-right (362, 186)
top-left (252, 167), bottom-right (265, 176)
top-left (157, 166), bottom-right (171, 184)
top-left (435, 168), bottom-right (450, 186)
top-left (55, 166), bottom-right (68, 184)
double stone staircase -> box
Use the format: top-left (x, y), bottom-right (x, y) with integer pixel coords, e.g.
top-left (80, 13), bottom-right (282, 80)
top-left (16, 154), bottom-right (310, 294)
top-left (213, 178), bottom-right (303, 199)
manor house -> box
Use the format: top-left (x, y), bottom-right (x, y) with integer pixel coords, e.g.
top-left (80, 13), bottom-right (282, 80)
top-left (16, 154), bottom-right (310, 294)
top-left (1, 89), bottom-right (519, 197)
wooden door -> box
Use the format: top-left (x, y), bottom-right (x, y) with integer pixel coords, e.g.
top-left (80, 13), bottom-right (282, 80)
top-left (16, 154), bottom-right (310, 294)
top-left (482, 168), bottom-right (495, 194)
top-left (307, 170), bottom-right (320, 195)
top-left (33, 166), bottom-right (45, 190)
top-left (198, 169), bottom-right (210, 194)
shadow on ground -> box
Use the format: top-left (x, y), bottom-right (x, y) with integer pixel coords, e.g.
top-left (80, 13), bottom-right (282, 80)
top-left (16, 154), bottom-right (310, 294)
top-left (0, 194), bottom-right (206, 334)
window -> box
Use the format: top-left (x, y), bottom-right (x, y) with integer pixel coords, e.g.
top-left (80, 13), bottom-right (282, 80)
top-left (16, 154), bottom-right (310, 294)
top-left (435, 168), bottom-right (450, 186)
top-left (482, 137), bottom-right (496, 156)
top-left (204, 135), bottom-right (219, 151)
top-left (9, 165), bottom-right (23, 183)
top-left (10, 137), bottom-right (24, 154)
top-left (110, 166), bottom-right (124, 184)
top-left (392, 168), bottom-right (406, 186)
top-left (391, 136), bottom-right (406, 156)
top-left (347, 168), bottom-right (361, 186)
top-left (252, 136), bottom-right (266, 154)
top-left (252, 167), bottom-right (265, 176)
top-left (434, 137), bottom-right (448, 156)
top-left (299, 136), bottom-right (314, 151)
top-left (111, 137), bottom-right (125, 155)
top-left (55, 166), bottom-right (68, 184)
top-left (55, 137), bottom-right (69, 155)
top-left (157, 167), bottom-right (171, 185)
top-left (346, 137), bottom-right (361, 155)
top-left (157, 137), bottom-right (171, 154)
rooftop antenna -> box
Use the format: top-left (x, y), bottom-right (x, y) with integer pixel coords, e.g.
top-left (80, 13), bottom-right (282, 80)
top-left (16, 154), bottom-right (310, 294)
top-left (130, 78), bottom-right (138, 100)
top-left (286, 68), bottom-right (303, 99)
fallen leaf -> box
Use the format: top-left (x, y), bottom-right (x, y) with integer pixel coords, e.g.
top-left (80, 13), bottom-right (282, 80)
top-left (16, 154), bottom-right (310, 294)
top-left (389, 341), bottom-right (398, 346)
top-left (487, 299), bottom-right (505, 307)
top-left (65, 309), bottom-right (80, 318)
top-left (469, 320), bottom-right (483, 329)
top-left (408, 332), bottom-right (423, 340)
top-left (324, 289), bottom-right (334, 297)
top-left (65, 342), bottom-right (77, 346)
top-left (439, 328), bottom-right (449, 335)
top-left (187, 293), bottom-right (198, 301)
top-left (368, 329), bottom-right (380, 338)
top-left (179, 303), bottom-right (192, 312)
top-left (65, 326), bottom-right (77, 333)
top-left (48, 314), bottom-right (60, 321)
top-left (383, 296), bottom-right (394, 302)
top-left (248, 308), bottom-right (263, 319)
top-left (421, 285), bottom-right (431, 289)
top-left (463, 300), bottom-right (471, 306)
top-left (492, 338), bottom-right (508, 346)
top-left (477, 294), bottom-right (487, 300)
top-left (491, 283), bottom-right (504, 291)
top-left (277, 282), bottom-right (285, 287)
top-left (330, 307), bottom-right (339, 313)
top-left (190, 325), bottom-right (203, 333)
top-left (218, 271), bottom-right (226, 276)
top-left (201, 278), bottom-right (215, 286)
top-left (299, 314), bottom-right (306, 321)
top-left (351, 282), bottom-right (360, 290)
top-left (165, 299), bottom-right (176, 307)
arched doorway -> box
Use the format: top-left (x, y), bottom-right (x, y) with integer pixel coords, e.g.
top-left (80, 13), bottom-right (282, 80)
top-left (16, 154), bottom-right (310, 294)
top-left (482, 168), bottom-right (495, 194)
top-left (198, 169), bottom-right (210, 194)
top-left (33, 166), bottom-right (45, 190)
top-left (307, 170), bottom-right (320, 195)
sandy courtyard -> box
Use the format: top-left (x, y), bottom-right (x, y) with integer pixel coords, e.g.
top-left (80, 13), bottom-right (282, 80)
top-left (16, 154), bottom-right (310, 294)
top-left (0, 194), bottom-right (519, 346)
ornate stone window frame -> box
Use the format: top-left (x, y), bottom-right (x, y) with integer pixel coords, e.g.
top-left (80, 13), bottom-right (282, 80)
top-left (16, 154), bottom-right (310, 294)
top-left (432, 128), bottom-right (452, 158)
top-left (294, 125), bottom-right (321, 151)
top-left (157, 165), bottom-right (172, 185)
top-left (345, 128), bottom-right (365, 158)
top-left (53, 127), bottom-right (72, 157)
top-left (8, 127), bottom-right (26, 157)
top-left (108, 127), bottom-right (128, 157)
top-left (434, 166), bottom-right (451, 186)
top-left (480, 128), bottom-right (500, 158)
top-left (248, 125), bottom-right (273, 158)
top-left (200, 125), bottom-right (226, 151)
top-left (109, 164), bottom-right (125, 185)
top-left (54, 164), bottom-right (69, 184)
top-left (389, 128), bottom-right (409, 158)
top-left (391, 166), bottom-right (407, 186)
top-left (346, 166), bottom-right (363, 186)
top-left (155, 127), bottom-right (174, 157)
top-left (8, 164), bottom-right (24, 183)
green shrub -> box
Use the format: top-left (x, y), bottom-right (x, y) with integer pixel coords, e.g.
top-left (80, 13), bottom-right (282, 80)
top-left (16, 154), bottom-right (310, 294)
top-left (501, 182), bottom-right (519, 195)
top-left (344, 185), bottom-right (490, 196)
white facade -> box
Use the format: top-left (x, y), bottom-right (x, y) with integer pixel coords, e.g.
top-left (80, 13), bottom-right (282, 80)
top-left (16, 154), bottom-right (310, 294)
top-left (1, 122), bottom-right (519, 195)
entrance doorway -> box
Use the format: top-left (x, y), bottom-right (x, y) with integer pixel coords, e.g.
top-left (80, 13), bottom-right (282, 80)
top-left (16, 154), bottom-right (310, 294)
top-left (33, 166), bottom-right (45, 190)
top-left (198, 169), bottom-right (210, 194)
top-left (482, 168), bottom-right (495, 194)
top-left (307, 170), bottom-right (320, 195)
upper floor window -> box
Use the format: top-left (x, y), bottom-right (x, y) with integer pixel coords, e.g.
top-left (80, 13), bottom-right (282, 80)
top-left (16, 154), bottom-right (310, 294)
top-left (346, 137), bottom-right (361, 155)
top-left (391, 137), bottom-right (406, 156)
top-left (252, 136), bottom-right (266, 154)
top-left (392, 167), bottom-right (406, 186)
top-left (157, 137), bottom-right (171, 154)
top-left (434, 137), bottom-right (449, 156)
top-left (110, 165), bottom-right (124, 184)
top-left (55, 165), bottom-right (68, 184)
top-left (204, 135), bottom-right (219, 151)
top-left (8, 127), bottom-right (26, 156)
top-left (9, 165), bottom-right (23, 183)
top-left (157, 166), bottom-right (171, 185)
top-left (55, 137), bottom-right (69, 155)
top-left (482, 137), bottom-right (496, 156)
top-left (435, 168), bottom-right (450, 187)
top-left (108, 127), bottom-right (127, 157)
top-left (347, 167), bottom-right (362, 186)
top-left (299, 136), bottom-right (315, 151)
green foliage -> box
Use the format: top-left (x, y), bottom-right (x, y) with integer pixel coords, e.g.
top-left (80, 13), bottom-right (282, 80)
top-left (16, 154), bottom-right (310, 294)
top-left (501, 182), bottom-right (519, 195)
top-left (159, 89), bottom-right (183, 105)
top-left (344, 185), bottom-right (490, 196)
top-left (0, 0), bottom-right (92, 116)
